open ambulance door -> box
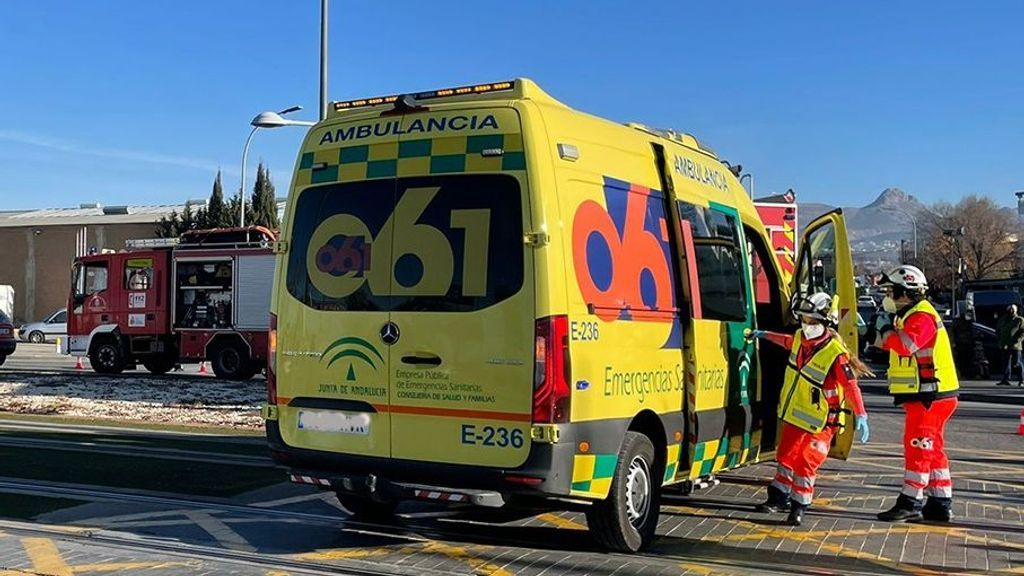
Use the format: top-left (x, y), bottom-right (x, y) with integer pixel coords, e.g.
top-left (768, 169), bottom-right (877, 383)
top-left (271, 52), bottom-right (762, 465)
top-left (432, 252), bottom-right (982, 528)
top-left (789, 209), bottom-right (858, 460)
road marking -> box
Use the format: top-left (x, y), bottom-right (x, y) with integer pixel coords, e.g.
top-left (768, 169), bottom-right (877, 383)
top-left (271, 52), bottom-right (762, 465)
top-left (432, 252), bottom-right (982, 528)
top-left (418, 541), bottom-right (513, 576)
top-left (184, 510), bottom-right (257, 553)
top-left (536, 513), bottom-right (587, 530)
top-left (250, 492), bottom-right (334, 508)
top-left (290, 547), bottom-right (392, 561)
top-left (22, 538), bottom-right (73, 576)
top-left (70, 561), bottom-right (196, 572)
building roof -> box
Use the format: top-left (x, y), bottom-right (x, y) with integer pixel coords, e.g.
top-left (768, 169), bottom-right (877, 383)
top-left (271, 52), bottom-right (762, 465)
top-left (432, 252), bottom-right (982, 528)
top-left (0, 203), bottom-right (197, 228)
top-left (0, 200), bottom-right (288, 229)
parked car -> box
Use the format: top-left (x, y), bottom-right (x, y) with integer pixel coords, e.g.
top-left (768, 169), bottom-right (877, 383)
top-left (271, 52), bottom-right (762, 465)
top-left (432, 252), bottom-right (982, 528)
top-left (857, 295), bottom-right (877, 307)
top-left (0, 311), bottom-right (16, 365)
top-left (18, 308), bottom-right (67, 343)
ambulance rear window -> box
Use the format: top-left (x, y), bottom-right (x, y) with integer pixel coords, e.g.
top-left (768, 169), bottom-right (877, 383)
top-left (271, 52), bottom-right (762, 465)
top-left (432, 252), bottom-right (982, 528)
top-left (286, 174), bottom-right (524, 312)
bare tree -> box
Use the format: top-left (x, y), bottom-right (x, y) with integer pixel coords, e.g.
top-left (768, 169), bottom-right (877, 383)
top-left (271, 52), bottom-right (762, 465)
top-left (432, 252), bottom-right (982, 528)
top-left (917, 195), bottom-right (1018, 291)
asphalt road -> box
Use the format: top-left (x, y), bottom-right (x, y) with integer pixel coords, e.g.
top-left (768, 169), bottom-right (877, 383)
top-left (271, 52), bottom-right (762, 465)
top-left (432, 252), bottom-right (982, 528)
top-left (0, 385), bottom-right (1018, 575)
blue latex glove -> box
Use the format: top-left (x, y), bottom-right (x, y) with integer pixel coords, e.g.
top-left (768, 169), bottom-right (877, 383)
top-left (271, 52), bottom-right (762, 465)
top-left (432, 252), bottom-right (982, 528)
top-left (855, 415), bottom-right (870, 444)
top-left (745, 329), bottom-right (767, 340)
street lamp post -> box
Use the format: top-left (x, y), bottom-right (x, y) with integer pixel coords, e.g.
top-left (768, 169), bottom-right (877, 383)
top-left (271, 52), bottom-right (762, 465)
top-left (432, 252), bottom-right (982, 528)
top-left (739, 173), bottom-right (754, 199)
top-left (239, 107), bottom-right (315, 227)
top-left (943, 227), bottom-right (965, 315)
top-left (892, 208), bottom-right (918, 262)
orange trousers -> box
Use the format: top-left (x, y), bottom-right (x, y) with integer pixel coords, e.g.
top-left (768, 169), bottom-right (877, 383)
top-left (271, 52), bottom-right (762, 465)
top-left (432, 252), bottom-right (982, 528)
top-left (901, 397), bottom-right (957, 500)
top-left (770, 422), bottom-right (836, 506)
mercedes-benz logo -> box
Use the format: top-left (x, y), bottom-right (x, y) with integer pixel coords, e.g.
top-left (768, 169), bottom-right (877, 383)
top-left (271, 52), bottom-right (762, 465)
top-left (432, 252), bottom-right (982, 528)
top-left (380, 322), bottom-right (400, 345)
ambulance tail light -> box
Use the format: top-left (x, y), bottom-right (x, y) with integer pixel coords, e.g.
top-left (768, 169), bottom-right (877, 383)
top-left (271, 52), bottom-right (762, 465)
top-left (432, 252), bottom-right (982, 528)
top-left (533, 316), bottom-right (571, 424)
top-left (267, 313), bottom-right (278, 404)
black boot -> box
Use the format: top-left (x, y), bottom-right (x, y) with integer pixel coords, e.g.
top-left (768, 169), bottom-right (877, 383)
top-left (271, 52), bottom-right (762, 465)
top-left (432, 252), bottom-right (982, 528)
top-left (878, 494), bottom-right (924, 522)
top-left (755, 485), bottom-right (791, 513)
top-left (786, 502), bottom-right (806, 526)
top-left (922, 497), bottom-right (953, 522)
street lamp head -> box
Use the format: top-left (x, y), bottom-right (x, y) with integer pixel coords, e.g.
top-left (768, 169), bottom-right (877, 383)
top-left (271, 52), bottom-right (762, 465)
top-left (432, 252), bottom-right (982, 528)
top-left (250, 111), bottom-right (316, 128)
top-left (251, 111), bottom-right (293, 128)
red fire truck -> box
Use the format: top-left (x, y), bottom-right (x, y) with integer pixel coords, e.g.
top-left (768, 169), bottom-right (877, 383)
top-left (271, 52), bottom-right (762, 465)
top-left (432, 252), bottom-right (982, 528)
top-left (753, 189), bottom-right (799, 300)
top-left (66, 227), bottom-right (276, 379)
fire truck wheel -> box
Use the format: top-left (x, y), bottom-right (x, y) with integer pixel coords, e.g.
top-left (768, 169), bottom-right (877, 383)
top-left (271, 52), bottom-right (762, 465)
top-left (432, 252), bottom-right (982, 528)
top-left (143, 354), bottom-right (177, 375)
top-left (211, 342), bottom-right (250, 380)
top-left (89, 338), bottom-right (125, 374)
top-left (585, 431), bottom-right (661, 553)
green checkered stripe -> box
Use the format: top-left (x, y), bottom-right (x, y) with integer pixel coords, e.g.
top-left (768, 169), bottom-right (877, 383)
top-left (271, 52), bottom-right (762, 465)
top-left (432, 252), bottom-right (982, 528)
top-left (689, 432), bottom-right (761, 477)
top-left (296, 133), bottom-right (525, 186)
top-left (571, 453), bottom-right (617, 494)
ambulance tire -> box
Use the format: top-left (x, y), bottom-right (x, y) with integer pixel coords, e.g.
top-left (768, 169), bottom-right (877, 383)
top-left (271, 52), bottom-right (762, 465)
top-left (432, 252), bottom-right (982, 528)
top-left (89, 338), bottom-right (125, 374)
top-left (335, 492), bottom-right (398, 521)
top-left (585, 431), bottom-right (661, 553)
top-left (143, 353), bottom-right (177, 375)
top-left (211, 342), bottom-right (250, 380)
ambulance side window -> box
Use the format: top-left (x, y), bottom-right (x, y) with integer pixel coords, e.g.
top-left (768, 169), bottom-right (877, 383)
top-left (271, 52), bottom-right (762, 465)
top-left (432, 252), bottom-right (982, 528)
top-left (677, 203), bottom-right (747, 322)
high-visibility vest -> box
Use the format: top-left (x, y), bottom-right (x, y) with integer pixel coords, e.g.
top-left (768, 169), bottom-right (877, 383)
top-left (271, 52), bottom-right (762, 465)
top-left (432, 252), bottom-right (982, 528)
top-left (779, 332), bottom-right (847, 434)
top-left (887, 300), bottom-right (960, 395)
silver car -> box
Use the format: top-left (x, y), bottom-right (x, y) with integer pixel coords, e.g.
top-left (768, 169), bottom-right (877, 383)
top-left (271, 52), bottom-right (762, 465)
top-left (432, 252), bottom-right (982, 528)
top-left (19, 308), bottom-right (67, 343)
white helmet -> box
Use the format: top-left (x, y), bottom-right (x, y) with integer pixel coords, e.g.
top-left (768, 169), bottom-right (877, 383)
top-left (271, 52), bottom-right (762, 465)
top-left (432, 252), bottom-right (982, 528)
top-left (792, 292), bottom-right (836, 324)
top-left (880, 265), bottom-right (928, 291)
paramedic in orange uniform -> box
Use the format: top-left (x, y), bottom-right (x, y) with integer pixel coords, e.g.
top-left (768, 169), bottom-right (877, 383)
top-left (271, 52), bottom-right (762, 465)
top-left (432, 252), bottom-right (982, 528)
top-left (874, 265), bottom-right (959, 523)
top-left (751, 292), bottom-right (869, 526)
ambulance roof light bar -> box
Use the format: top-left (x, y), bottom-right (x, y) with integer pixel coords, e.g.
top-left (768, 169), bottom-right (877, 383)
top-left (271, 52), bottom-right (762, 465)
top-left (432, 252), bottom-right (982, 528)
top-left (333, 80), bottom-right (516, 111)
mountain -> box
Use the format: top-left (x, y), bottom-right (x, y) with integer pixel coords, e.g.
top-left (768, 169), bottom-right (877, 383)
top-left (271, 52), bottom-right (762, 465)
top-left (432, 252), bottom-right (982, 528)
top-left (793, 187), bottom-right (927, 269)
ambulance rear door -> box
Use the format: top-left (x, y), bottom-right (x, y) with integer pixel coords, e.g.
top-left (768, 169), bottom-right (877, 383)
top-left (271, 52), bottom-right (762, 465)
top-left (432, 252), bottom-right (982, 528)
top-left (385, 107), bottom-right (535, 469)
top-left (790, 209), bottom-right (857, 460)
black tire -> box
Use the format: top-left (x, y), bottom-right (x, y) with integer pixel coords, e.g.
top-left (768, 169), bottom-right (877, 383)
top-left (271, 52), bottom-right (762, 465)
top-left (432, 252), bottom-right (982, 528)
top-left (335, 492), bottom-right (398, 521)
top-left (0, 354), bottom-right (6, 367)
top-left (585, 431), bottom-right (662, 552)
top-left (211, 342), bottom-right (251, 380)
top-left (28, 331), bottom-right (44, 344)
top-left (89, 338), bottom-right (125, 374)
top-left (143, 353), bottom-right (177, 375)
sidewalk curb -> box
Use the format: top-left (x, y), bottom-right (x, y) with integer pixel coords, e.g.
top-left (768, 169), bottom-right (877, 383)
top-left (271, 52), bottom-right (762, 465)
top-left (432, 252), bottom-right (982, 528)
top-left (860, 383), bottom-right (1024, 406)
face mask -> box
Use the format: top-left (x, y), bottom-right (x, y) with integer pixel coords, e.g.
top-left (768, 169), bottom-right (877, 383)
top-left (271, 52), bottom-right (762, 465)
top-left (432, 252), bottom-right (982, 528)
top-left (882, 296), bottom-right (898, 314)
top-left (802, 322), bottom-right (826, 340)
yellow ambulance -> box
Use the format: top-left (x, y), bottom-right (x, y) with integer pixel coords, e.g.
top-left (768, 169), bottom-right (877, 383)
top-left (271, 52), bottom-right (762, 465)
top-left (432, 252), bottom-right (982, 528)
top-left (264, 78), bottom-right (856, 552)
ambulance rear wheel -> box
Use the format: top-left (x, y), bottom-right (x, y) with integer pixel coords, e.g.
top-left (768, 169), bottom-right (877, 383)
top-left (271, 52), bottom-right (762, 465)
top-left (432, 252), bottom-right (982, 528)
top-left (211, 343), bottom-right (250, 380)
top-left (335, 492), bottom-right (398, 521)
top-left (89, 338), bottom-right (125, 374)
top-left (585, 431), bottom-right (661, 553)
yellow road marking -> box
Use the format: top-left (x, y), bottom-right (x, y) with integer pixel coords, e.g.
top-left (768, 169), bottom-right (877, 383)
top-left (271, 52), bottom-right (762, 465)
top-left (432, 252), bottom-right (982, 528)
top-left (678, 562), bottom-right (727, 575)
top-left (536, 513), bottom-right (587, 530)
top-left (184, 510), bottom-right (257, 553)
top-left (22, 538), bottom-right (73, 576)
top-left (290, 548), bottom-right (392, 561)
top-left (419, 541), bottom-right (513, 576)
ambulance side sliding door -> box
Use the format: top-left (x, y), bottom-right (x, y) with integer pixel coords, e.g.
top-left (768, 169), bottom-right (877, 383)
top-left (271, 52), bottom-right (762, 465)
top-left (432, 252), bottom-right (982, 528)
top-left (677, 201), bottom-right (759, 477)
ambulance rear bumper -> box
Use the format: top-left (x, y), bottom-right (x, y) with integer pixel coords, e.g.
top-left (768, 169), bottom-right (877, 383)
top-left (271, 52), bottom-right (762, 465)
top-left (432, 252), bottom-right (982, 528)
top-left (290, 470), bottom-right (507, 507)
top-left (266, 421), bottom-right (575, 499)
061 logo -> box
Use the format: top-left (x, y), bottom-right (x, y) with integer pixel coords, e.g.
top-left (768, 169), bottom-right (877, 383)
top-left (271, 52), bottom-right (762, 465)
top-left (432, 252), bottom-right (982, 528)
top-left (572, 177), bottom-right (674, 323)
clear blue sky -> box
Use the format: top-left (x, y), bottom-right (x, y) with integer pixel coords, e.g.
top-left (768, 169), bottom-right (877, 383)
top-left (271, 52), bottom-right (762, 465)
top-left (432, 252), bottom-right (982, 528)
top-left (1, 1), bottom-right (1022, 210)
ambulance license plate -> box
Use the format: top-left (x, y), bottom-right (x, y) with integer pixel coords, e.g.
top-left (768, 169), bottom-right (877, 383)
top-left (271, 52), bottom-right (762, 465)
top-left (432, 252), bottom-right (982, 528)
top-left (297, 410), bottom-right (370, 435)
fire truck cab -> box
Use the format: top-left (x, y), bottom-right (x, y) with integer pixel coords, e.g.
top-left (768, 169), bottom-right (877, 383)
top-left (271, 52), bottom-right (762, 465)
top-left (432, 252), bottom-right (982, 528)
top-left (67, 227), bottom-right (276, 379)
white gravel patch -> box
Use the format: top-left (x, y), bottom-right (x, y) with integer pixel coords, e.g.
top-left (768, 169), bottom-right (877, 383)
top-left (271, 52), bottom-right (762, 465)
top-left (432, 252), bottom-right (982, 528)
top-left (0, 373), bottom-right (263, 429)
